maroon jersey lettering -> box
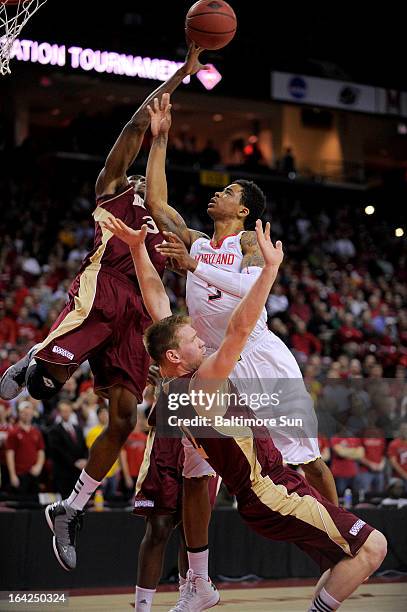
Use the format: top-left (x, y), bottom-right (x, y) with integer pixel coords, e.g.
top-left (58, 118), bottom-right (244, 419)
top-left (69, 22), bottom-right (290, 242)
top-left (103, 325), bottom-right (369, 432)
top-left (73, 186), bottom-right (165, 294)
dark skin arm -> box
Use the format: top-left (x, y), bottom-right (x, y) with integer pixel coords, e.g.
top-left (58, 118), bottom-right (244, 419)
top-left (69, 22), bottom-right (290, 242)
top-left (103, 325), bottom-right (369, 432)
top-left (301, 457), bottom-right (339, 506)
top-left (145, 91), bottom-right (208, 251)
top-left (95, 44), bottom-right (208, 199)
top-left (240, 230), bottom-right (265, 269)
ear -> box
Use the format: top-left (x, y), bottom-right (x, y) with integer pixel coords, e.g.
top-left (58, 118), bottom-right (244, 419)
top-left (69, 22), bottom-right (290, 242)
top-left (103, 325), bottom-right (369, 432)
top-left (166, 349), bottom-right (180, 365)
top-left (238, 206), bottom-right (249, 220)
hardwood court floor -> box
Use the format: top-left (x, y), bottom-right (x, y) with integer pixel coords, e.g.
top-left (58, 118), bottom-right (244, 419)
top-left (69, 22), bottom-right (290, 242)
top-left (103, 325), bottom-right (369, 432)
top-left (46, 581), bottom-right (407, 612)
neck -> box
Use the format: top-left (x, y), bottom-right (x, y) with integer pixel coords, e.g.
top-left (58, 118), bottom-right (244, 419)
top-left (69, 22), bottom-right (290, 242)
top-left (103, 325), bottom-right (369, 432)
top-left (161, 364), bottom-right (194, 378)
top-left (212, 219), bottom-right (244, 245)
top-left (19, 422), bottom-right (31, 431)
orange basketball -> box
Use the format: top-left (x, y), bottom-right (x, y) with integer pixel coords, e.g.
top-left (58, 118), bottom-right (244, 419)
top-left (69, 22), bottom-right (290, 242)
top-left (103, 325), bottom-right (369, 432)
top-left (185, 0), bottom-right (237, 51)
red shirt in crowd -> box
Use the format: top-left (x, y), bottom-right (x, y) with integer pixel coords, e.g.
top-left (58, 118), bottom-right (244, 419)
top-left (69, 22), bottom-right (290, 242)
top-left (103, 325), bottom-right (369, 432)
top-left (387, 438), bottom-right (407, 477)
top-left (5, 424), bottom-right (45, 475)
top-left (338, 325), bottom-right (363, 344)
top-left (123, 431), bottom-right (148, 477)
top-left (0, 422), bottom-right (11, 465)
top-left (291, 332), bottom-right (322, 356)
top-left (360, 427), bottom-right (386, 472)
top-left (0, 316), bottom-right (17, 345)
top-left (318, 435), bottom-right (330, 456)
top-left (331, 437), bottom-right (362, 478)
top-left (289, 303), bottom-right (312, 324)
top-left (12, 287), bottom-right (30, 313)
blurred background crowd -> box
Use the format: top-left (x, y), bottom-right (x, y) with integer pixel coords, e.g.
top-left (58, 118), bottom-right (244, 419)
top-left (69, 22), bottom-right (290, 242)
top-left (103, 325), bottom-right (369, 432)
top-left (0, 128), bottom-right (406, 510)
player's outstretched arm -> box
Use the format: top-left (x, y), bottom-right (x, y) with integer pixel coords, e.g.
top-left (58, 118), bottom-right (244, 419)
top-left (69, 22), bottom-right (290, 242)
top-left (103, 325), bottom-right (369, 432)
top-left (145, 91), bottom-right (207, 250)
top-left (196, 221), bottom-right (283, 382)
top-left (96, 43), bottom-right (208, 199)
top-left (145, 93), bottom-right (193, 248)
top-left (102, 217), bottom-right (172, 322)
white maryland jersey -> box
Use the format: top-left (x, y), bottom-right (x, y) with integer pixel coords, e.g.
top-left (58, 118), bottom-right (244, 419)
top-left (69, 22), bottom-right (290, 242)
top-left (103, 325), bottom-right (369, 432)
top-left (186, 232), bottom-right (267, 350)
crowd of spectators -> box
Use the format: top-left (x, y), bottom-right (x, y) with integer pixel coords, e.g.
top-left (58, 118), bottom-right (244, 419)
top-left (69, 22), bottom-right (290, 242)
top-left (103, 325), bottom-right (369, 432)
top-left (0, 138), bottom-right (406, 508)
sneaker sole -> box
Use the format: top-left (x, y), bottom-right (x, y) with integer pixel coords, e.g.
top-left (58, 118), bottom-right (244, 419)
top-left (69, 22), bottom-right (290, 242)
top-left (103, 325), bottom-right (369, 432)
top-left (203, 594), bottom-right (220, 610)
top-left (0, 365), bottom-right (24, 400)
top-left (44, 506), bottom-right (73, 572)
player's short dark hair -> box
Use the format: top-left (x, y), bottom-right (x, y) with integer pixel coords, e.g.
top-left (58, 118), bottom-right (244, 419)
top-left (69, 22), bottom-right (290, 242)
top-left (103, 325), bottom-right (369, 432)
top-left (144, 315), bottom-right (192, 364)
top-left (234, 179), bottom-right (266, 230)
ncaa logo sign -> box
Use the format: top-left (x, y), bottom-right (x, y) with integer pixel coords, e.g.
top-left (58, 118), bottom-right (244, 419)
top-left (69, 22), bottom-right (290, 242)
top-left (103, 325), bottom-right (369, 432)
top-left (288, 76), bottom-right (307, 100)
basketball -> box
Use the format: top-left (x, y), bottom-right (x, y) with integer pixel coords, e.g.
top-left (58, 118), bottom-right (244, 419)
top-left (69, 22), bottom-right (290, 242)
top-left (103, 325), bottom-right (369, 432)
top-left (185, 0), bottom-right (237, 51)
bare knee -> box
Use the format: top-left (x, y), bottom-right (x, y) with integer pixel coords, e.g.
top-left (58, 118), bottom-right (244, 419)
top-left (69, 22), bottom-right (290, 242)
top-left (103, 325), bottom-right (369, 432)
top-left (359, 530), bottom-right (387, 573)
top-left (107, 387), bottom-right (137, 443)
top-left (144, 516), bottom-right (174, 548)
top-left (106, 413), bottom-right (133, 443)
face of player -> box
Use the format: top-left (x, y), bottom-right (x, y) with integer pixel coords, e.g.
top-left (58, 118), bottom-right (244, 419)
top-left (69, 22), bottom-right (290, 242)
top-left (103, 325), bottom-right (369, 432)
top-left (166, 324), bottom-right (206, 372)
top-left (207, 183), bottom-right (248, 223)
top-left (128, 175), bottom-right (146, 198)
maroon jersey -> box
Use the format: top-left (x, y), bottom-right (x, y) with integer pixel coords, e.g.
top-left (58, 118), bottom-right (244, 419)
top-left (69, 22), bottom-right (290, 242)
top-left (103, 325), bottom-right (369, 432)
top-left (157, 376), bottom-right (375, 571)
top-left (158, 375), bottom-right (284, 503)
top-left (72, 186), bottom-right (165, 294)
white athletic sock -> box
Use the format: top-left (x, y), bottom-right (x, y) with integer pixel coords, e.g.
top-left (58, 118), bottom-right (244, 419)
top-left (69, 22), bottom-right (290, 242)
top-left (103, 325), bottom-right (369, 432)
top-left (66, 470), bottom-right (101, 511)
top-left (187, 548), bottom-right (209, 580)
top-left (135, 586), bottom-right (156, 611)
top-left (309, 586), bottom-right (341, 611)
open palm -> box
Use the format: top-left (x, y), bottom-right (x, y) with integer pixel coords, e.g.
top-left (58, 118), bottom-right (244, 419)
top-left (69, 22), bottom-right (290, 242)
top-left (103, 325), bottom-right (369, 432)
top-left (148, 93), bottom-right (172, 138)
top-left (102, 217), bottom-right (148, 248)
top-left (255, 219), bottom-right (284, 267)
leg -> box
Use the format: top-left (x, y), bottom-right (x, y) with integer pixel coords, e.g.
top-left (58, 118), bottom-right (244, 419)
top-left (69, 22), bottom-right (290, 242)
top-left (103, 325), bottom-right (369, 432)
top-left (135, 514), bottom-right (174, 611)
top-left (334, 477), bottom-right (349, 497)
top-left (302, 457), bottom-right (339, 506)
top-left (85, 385), bottom-right (137, 481)
top-left (354, 471), bottom-right (374, 495)
top-left (45, 386), bottom-right (137, 572)
top-left (183, 476), bottom-right (211, 549)
top-left (137, 514), bottom-right (174, 589)
top-left (309, 530), bottom-right (387, 609)
top-left (177, 526), bottom-right (188, 580)
top-left (313, 569), bottom-right (331, 598)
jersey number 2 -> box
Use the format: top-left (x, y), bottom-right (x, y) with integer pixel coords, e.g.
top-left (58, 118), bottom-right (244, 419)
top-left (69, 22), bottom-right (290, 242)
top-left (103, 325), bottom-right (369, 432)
top-left (207, 285), bottom-right (222, 301)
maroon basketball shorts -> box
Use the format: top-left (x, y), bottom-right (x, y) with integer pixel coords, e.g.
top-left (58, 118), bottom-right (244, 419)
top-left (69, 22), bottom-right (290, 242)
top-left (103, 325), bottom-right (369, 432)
top-left (238, 466), bottom-right (374, 571)
top-left (35, 266), bottom-right (150, 401)
top-left (134, 429), bottom-right (220, 523)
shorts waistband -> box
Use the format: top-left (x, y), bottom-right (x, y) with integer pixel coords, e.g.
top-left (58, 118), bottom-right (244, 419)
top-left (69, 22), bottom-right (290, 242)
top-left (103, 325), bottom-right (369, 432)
top-left (240, 328), bottom-right (270, 357)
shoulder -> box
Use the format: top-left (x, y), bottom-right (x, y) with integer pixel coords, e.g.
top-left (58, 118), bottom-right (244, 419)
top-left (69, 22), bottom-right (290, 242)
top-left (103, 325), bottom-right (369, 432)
top-left (189, 230), bottom-right (210, 246)
top-left (95, 184), bottom-right (135, 208)
top-left (240, 230), bottom-right (258, 252)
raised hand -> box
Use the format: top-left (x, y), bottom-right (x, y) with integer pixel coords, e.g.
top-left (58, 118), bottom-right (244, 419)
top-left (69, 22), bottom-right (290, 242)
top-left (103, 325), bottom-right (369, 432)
top-left (147, 93), bottom-right (172, 138)
top-left (255, 219), bottom-right (284, 268)
top-left (155, 231), bottom-right (197, 272)
top-left (102, 217), bottom-right (148, 248)
top-left (183, 42), bottom-right (210, 76)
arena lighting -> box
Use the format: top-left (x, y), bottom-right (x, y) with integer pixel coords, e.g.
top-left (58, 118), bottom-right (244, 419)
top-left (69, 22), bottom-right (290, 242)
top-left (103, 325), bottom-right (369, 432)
top-left (364, 205), bottom-right (375, 215)
top-left (395, 227), bottom-right (404, 237)
top-left (7, 38), bottom-right (222, 90)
